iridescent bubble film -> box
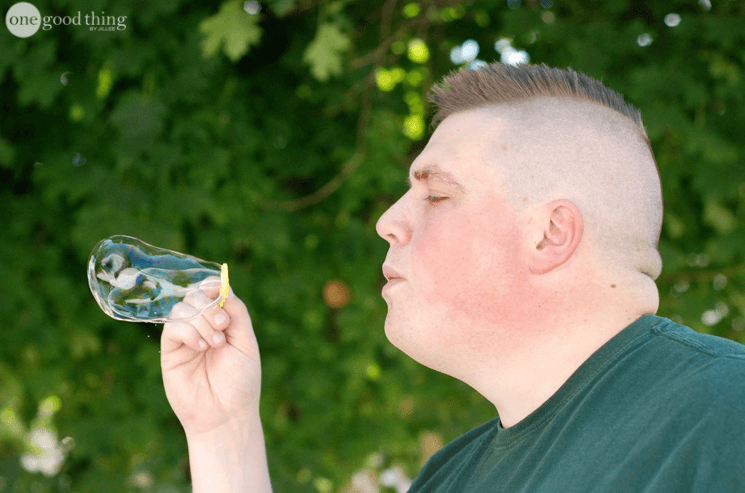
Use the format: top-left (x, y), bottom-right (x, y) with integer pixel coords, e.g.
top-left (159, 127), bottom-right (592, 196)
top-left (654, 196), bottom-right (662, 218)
top-left (87, 235), bottom-right (227, 323)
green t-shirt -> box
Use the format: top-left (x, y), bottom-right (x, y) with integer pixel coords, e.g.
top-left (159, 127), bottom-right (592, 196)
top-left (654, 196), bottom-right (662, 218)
top-left (409, 314), bottom-right (745, 492)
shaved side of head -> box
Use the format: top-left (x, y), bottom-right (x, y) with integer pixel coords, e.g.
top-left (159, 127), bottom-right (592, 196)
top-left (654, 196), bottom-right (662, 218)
top-left (427, 63), bottom-right (663, 292)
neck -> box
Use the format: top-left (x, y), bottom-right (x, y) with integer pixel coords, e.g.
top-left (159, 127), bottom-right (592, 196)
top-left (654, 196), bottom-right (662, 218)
top-left (488, 308), bottom-right (649, 428)
top-left (467, 277), bottom-right (658, 428)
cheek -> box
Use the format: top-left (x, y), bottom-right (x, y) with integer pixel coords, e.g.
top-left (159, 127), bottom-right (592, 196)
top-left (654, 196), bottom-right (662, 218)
top-left (412, 205), bottom-right (526, 322)
top-left (414, 215), bottom-right (476, 298)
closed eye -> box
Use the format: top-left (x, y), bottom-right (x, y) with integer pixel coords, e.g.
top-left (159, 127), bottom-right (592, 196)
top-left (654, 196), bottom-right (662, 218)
top-left (425, 195), bottom-right (448, 204)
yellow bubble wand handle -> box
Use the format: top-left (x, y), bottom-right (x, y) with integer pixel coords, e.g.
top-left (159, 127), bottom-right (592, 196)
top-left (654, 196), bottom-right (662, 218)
top-left (219, 263), bottom-right (229, 307)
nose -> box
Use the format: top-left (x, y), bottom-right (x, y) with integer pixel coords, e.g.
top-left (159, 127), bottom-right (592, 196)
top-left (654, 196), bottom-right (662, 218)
top-left (375, 193), bottom-right (411, 246)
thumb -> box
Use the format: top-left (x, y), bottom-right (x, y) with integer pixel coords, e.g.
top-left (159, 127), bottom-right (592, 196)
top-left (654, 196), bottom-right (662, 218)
top-left (221, 286), bottom-right (252, 332)
top-left (219, 287), bottom-right (261, 357)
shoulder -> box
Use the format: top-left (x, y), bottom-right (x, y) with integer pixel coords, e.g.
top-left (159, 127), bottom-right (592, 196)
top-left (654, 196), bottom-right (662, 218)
top-left (647, 316), bottom-right (745, 413)
top-left (651, 316), bottom-right (745, 360)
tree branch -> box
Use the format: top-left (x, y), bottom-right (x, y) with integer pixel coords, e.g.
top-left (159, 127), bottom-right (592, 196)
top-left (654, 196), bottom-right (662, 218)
top-left (261, 84), bottom-right (372, 212)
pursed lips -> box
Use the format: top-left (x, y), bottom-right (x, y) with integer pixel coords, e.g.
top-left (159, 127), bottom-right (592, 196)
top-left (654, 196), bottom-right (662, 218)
top-left (382, 265), bottom-right (404, 281)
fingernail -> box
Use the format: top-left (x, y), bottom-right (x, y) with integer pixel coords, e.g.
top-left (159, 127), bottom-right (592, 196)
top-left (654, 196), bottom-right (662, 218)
top-left (198, 339), bottom-right (207, 350)
top-left (214, 313), bottom-right (227, 326)
top-left (212, 332), bottom-right (224, 344)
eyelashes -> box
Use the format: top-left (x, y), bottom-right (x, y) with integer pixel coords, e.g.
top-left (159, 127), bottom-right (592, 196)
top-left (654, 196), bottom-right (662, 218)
top-left (425, 195), bottom-right (448, 204)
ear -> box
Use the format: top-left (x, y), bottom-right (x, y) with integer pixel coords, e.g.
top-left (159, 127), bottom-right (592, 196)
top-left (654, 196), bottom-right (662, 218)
top-left (528, 200), bottom-right (584, 275)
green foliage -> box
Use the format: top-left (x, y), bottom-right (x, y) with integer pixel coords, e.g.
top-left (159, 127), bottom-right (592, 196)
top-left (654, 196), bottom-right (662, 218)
top-left (1, 0), bottom-right (745, 492)
top-left (303, 23), bottom-right (351, 81)
top-left (200, 0), bottom-right (263, 62)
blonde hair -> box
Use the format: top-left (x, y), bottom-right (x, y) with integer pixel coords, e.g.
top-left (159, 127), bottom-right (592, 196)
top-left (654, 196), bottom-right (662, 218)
top-left (427, 63), bottom-right (663, 282)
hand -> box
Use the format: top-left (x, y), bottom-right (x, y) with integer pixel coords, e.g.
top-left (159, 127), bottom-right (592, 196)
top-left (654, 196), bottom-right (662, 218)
top-left (161, 278), bottom-right (262, 437)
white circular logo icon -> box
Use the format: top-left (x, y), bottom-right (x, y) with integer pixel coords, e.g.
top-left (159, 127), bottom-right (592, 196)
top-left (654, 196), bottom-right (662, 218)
top-left (6, 2), bottom-right (41, 38)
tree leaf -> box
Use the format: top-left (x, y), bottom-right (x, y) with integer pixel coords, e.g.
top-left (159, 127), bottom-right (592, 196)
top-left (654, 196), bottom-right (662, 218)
top-left (303, 23), bottom-right (351, 81)
top-left (199, 0), bottom-right (262, 62)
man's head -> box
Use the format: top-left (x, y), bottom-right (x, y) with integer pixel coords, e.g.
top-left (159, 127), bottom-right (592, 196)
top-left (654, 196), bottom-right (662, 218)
top-left (375, 63), bottom-right (662, 384)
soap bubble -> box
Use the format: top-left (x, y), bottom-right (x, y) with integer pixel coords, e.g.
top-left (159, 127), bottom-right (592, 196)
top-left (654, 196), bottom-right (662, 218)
top-left (87, 235), bottom-right (229, 323)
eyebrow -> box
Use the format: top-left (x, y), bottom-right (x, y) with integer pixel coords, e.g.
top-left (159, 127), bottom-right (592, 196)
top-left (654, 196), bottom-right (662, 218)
top-left (406, 165), bottom-right (465, 192)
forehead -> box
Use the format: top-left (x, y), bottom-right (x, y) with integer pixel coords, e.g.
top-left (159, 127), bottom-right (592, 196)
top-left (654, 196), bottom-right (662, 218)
top-left (408, 111), bottom-right (507, 186)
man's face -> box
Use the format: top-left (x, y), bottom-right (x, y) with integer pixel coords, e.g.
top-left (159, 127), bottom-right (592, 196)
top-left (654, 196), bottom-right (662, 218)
top-left (376, 110), bottom-right (538, 376)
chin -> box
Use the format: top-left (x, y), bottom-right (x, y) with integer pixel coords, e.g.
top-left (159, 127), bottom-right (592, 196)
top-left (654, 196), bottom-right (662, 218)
top-left (383, 317), bottom-right (450, 372)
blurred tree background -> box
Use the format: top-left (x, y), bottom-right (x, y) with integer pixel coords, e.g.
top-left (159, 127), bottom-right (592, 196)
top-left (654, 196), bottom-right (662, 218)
top-left (1, 0), bottom-right (744, 491)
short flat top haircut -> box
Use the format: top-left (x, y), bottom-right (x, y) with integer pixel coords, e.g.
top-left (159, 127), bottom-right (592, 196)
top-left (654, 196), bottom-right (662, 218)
top-left (426, 62), bottom-right (664, 284)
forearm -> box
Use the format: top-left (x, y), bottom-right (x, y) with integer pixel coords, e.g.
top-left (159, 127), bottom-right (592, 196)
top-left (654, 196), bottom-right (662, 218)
top-left (186, 416), bottom-right (272, 493)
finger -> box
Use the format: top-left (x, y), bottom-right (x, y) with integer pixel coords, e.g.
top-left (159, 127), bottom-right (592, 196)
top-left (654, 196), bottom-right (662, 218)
top-left (197, 276), bottom-right (222, 300)
top-left (162, 317), bottom-right (209, 353)
top-left (218, 287), bottom-right (259, 357)
top-left (180, 291), bottom-right (226, 348)
top-left (192, 278), bottom-right (230, 332)
top-left (198, 278), bottom-right (253, 343)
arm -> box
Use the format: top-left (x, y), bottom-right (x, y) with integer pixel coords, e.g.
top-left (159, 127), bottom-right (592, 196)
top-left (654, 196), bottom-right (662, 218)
top-left (187, 416), bottom-right (272, 493)
top-left (160, 282), bottom-right (272, 492)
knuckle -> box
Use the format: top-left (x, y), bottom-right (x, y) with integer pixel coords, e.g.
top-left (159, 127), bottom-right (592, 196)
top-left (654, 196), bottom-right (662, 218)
top-left (169, 301), bottom-right (196, 318)
top-left (199, 276), bottom-right (221, 294)
top-left (183, 289), bottom-right (209, 308)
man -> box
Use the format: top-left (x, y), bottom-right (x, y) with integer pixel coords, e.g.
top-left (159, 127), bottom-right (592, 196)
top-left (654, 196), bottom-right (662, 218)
top-left (160, 63), bottom-right (745, 492)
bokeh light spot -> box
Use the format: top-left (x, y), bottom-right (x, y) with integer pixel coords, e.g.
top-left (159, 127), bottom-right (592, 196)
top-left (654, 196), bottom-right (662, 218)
top-left (403, 115), bottom-right (425, 140)
top-left (129, 471), bottom-right (154, 489)
top-left (637, 33), bottom-right (653, 47)
top-left (297, 469), bottom-right (312, 483)
top-left (243, 1), bottom-right (261, 15)
top-left (39, 396), bottom-right (61, 418)
top-left (323, 279), bottom-right (350, 308)
top-left (664, 13), bottom-right (681, 27)
top-left (495, 38), bottom-right (511, 53)
top-left (313, 477), bottom-right (333, 493)
top-left (469, 60), bottom-right (488, 70)
top-left (460, 39), bottom-right (479, 62)
top-left (402, 3), bottom-right (420, 18)
top-left (407, 38), bottom-right (429, 63)
top-left (406, 69), bottom-right (424, 87)
top-left (398, 397), bottom-right (414, 417)
top-left (70, 104), bottom-right (84, 121)
top-left (366, 362), bottom-right (381, 380)
top-left (450, 46), bottom-right (463, 64)
top-left (420, 431), bottom-right (444, 460)
top-left (495, 38), bottom-right (529, 66)
top-left (474, 11), bottom-right (489, 27)
top-left (375, 69), bottom-right (395, 91)
top-left (96, 66), bottom-right (112, 99)
top-left (713, 274), bottom-right (727, 291)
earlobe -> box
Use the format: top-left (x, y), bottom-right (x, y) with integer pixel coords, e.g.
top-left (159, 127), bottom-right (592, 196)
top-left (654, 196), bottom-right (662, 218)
top-left (529, 201), bottom-right (583, 275)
